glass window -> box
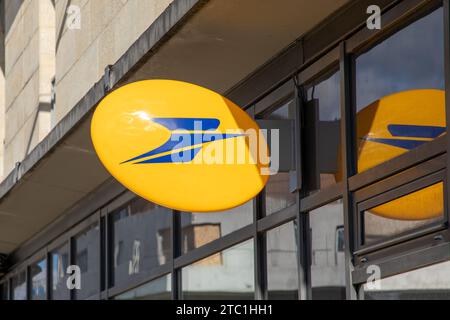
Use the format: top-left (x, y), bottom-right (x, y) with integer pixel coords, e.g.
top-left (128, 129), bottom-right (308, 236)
top-left (363, 182), bottom-right (444, 246)
top-left (11, 270), bottom-right (27, 300)
top-left (265, 101), bottom-right (296, 215)
top-left (110, 197), bottom-right (172, 288)
top-left (114, 274), bottom-right (172, 300)
top-left (306, 71), bottom-right (341, 191)
top-left (74, 222), bottom-right (100, 299)
top-left (30, 258), bottom-right (47, 300)
top-left (364, 260), bottom-right (450, 300)
top-left (355, 8), bottom-right (445, 173)
top-left (182, 239), bottom-right (254, 299)
top-left (180, 201), bottom-right (253, 254)
top-left (310, 200), bottom-right (346, 300)
top-left (51, 244), bottom-right (70, 300)
top-left (0, 282), bottom-right (8, 300)
top-left (266, 221), bottom-right (299, 299)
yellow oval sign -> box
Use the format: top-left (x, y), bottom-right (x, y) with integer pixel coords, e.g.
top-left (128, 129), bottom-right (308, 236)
top-left (91, 80), bottom-right (269, 212)
top-left (356, 89), bottom-right (445, 220)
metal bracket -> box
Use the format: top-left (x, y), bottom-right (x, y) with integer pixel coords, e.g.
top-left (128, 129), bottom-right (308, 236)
top-left (103, 65), bottom-right (113, 93)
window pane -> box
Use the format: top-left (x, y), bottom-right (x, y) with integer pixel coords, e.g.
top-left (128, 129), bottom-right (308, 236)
top-left (11, 270), bottom-right (27, 300)
top-left (364, 260), bottom-right (450, 299)
top-left (307, 71), bottom-right (341, 191)
top-left (30, 259), bottom-right (47, 300)
top-left (74, 223), bottom-right (100, 299)
top-left (265, 101), bottom-right (296, 215)
top-left (355, 8), bottom-right (445, 173)
top-left (110, 197), bottom-right (172, 288)
top-left (51, 244), bottom-right (70, 300)
top-left (266, 221), bottom-right (299, 299)
top-left (363, 182), bottom-right (444, 246)
top-left (180, 201), bottom-right (253, 253)
top-left (310, 200), bottom-right (346, 300)
top-left (182, 240), bottom-right (254, 299)
top-left (0, 282), bottom-right (8, 300)
top-left (114, 274), bottom-right (171, 300)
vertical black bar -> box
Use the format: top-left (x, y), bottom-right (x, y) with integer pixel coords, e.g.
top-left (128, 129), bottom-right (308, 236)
top-left (444, 0), bottom-right (450, 226)
top-left (251, 104), bottom-right (268, 300)
top-left (339, 41), bottom-right (358, 300)
top-left (172, 210), bottom-right (182, 300)
top-left (46, 250), bottom-right (51, 300)
top-left (100, 214), bottom-right (106, 299)
top-left (26, 266), bottom-right (31, 300)
top-left (254, 191), bottom-right (267, 300)
top-left (69, 237), bottom-right (75, 300)
top-left (294, 80), bottom-right (311, 300)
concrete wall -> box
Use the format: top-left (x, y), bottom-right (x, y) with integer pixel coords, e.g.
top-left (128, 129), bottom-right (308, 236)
top-left (54, 0), bottom-right (173, 124)
top-left (3, 0), bottom-right (55, 176)
top-left (0, 0), bottom-right (173, 179)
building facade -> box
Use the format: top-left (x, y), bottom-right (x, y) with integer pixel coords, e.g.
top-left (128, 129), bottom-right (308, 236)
top-left (0, 0), bottom-right (449, 300)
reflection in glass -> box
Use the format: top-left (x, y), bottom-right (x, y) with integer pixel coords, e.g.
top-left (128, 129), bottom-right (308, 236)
top-left (265, 102), bottom-right (296, 215)
top-left (51, 244), bottom-right (70, 300)
top-left (364, 260), bottom-right (450, 300)
top-left (266, 222), bottom-right (299, 299)
top-left (363, 182), bottom-right (444, 245)
top-left (74, 223), bottom-right (100, 299)
top-left (355, 8), bottom-right (445, 172)
top-left (0, 282), bottom-right (8, 300)
top-left (182, 240), bottom-right (254, 299)
top-left (11, 270), bottom-right (27, 300)
top-left (114, 274), bottom-right (172, 300)
top-left (181, 201), bottom-right (253, 253)
top-left (310, 200), bottom-right (345, 300)
top-left (30, 259), bottom-right (47, 300)
top-left (110, 198), bottom-right (172, 288)
top-left (307, 71), bottom-right (341, 190)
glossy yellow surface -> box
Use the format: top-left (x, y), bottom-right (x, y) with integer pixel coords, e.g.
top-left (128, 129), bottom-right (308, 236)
top-left (356, 89), bottom-right (445, 220)
top-left (91, 80), bottom-right (269, 212)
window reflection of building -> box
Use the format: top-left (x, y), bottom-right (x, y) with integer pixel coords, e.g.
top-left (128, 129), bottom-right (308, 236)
top-left (180, 201), bottom-right (253, 253)
top-left (11, 270), bottom-right (27, 300)
top-left (264, 101), bottom-right (296, 215)
top-left (364, 261), bottom-right (450, 300)
top-left (110, 198), bottom-right (172, 288)
top-left (30, 259), bottom-right (47, 300)
top-left (310, 200), bottom-right (346, 300)
top-left (51, 244), bottom-right (70, 300)
top-left (182, 240), bottom-right (254, 300)
top-left (114, 274), bottom-right (172, 300)
top-left (266, 222), bottom-right (299, 300)
top-left (74, 223), bottom-right (100, 300)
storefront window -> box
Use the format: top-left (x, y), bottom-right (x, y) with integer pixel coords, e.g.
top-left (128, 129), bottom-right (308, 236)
top-left (51, 244), bottom-right (70, 300)
top-left (306, 70), bottom-right (341, 190)
top-left (363, 182), bottom-right (444, 246)
top-left (30, 258), bottom-right (47, 300)
top-left (110, 198), bottom-right (172, 288)
top-left (265, 102), bottom-right (296, 215)
top-left (355, 8), bottom-right (445, 173)
top-left (74, 223), bottom-right (100, 299)
top-left (266, 222), bottom-right (299, 299)
top-left (310, 200), bottom-right (345, 300)
top-left (11, 270), bottom-right (27, 300)
top-left (364, 260), bottom-right (450, 299)
top-left (182, 239), bottom-right (254, 299)
top-left (180, 201), bottom-right (253, 254)
top-left (0, 282), bottom-right (8, 300)
top-left (114, 274), bottom-right (172, 300)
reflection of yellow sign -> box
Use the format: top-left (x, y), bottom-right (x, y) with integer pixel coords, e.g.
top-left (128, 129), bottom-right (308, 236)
top-left (91, 80), bottom-right (269, 212)
top-left (357, 89), bottom-right (445, 220)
